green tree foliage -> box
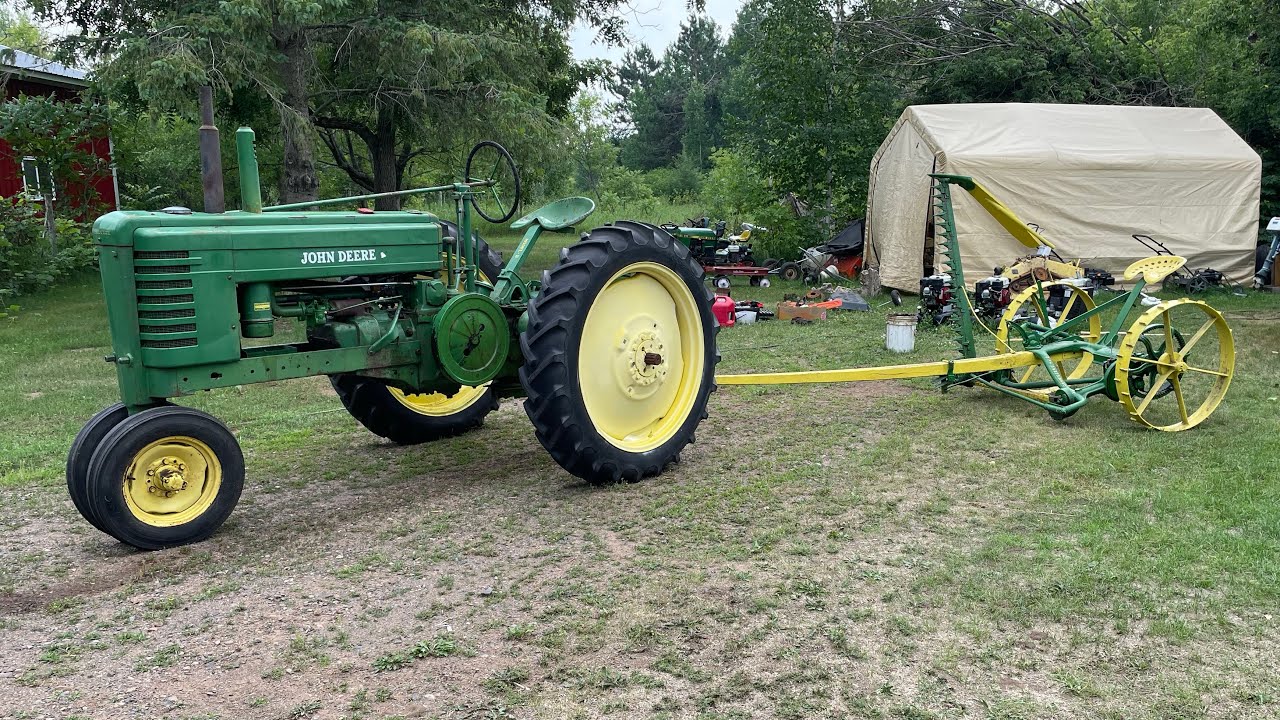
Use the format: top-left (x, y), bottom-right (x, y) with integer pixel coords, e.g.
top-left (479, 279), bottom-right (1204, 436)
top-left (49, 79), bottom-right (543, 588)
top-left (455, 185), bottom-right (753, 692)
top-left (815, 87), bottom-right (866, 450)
top-left (35, 0), bottom-right (635, 207)
top-left (1155, 0), bottom-right (1280, 222)
top-left (568, 93), bottom-right (622, 200)
top-left (616, 15), bottom-right (728, 171)
top-left (0, 5), bottom-right (46, 55)
top-left (725, 0), bottom-right (898, 228)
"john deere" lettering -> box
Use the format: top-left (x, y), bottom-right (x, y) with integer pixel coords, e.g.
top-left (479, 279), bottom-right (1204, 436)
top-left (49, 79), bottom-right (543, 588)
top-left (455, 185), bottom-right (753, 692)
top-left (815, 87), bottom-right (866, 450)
top-left (299, 248), bottom-right (383, 265)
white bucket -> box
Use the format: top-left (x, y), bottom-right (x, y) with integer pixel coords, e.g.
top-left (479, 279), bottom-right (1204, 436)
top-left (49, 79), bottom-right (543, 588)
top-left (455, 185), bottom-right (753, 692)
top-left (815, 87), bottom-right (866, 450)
top-left (885, 313), bottom-right (918, 353)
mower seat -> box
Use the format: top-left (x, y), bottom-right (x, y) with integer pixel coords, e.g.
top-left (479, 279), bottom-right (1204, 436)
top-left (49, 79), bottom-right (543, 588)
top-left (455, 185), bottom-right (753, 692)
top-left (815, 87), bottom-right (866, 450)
top-left (511, 196), bottom-right (596, 232)
top-left (1124, 255), bottom-right (1186, 283)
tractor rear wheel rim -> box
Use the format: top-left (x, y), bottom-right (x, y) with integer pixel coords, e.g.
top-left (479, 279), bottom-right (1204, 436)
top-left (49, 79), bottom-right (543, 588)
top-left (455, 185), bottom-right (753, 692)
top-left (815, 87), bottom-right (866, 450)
top-left (122, 436), bottom-right (222, 527)
top-left (389, 385), bottom-right (491, 416)
top-left (579, 261), bottom-right (705, 452)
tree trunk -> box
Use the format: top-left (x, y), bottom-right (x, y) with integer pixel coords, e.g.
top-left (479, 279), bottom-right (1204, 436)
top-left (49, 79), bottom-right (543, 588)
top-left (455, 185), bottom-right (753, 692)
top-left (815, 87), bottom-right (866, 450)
top-left (276, 29), bottom-right (319, 205)
top-left (370, 105), bottom-right (400, 210)
top-left (43, 195), bottom-right (57, 250)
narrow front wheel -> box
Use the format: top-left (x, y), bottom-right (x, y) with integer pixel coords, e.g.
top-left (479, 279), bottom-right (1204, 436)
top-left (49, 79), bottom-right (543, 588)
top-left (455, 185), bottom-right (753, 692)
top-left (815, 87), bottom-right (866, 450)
top-left (84, 406), bottom-right (244, 549)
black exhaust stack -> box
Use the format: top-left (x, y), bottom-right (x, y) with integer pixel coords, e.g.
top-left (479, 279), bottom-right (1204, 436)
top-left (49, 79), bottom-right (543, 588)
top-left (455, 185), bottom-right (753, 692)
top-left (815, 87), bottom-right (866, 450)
top-left (198, 86), bottom-right (225, 213)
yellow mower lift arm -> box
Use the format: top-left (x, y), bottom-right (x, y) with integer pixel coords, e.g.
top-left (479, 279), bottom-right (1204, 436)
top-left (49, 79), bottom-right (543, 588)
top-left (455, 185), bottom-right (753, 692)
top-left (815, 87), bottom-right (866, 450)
top-left (933, 174), bottom-right (1055, 251)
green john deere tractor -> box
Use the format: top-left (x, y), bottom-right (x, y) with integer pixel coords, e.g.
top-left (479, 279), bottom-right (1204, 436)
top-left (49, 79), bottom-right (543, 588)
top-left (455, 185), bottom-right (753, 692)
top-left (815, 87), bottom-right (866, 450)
top-left (69, 101), bottom-right (718, 550)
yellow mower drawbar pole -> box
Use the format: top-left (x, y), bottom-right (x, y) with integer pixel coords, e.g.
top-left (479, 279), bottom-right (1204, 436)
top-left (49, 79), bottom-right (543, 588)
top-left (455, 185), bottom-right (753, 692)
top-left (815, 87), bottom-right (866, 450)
top-left (715, 350), bottom-right (1059, 385)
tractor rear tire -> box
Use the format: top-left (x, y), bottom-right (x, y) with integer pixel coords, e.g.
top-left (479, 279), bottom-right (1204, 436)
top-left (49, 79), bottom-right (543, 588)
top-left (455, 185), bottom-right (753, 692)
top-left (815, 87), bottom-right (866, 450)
top-left (439, 221), bottom-right (504, 283)
top-left (331, 375), bottom-right (500, 445)
top-left (520, 221), bottom-right (718, 484)
top-left (330, 222), bottom-right (504, 444)
top-left (85, 406), bottom-right (244, 550)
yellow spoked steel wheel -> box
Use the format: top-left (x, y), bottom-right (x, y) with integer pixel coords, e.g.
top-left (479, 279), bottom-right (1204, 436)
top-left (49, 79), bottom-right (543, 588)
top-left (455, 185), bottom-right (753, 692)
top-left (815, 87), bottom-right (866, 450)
top-left (389, 385), bottom-right (492, 416)
top-left (996, 281), bottom-right (1101, 387)
top-left (122, 435), bottom-right (222, 527)
top-left (579, 261), bottom-right (705, 452)
top-left (521, 221), bottom-right (717, 484)
top-left (1115, 299), bottom-right (1234, 431)
top-left (84, 406), bottom-right (244, 550)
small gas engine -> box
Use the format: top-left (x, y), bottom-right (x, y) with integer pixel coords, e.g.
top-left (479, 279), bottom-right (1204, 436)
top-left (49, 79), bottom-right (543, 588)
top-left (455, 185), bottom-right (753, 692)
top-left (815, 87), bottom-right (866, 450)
top-left (917, 273), bottom-right (955, 326)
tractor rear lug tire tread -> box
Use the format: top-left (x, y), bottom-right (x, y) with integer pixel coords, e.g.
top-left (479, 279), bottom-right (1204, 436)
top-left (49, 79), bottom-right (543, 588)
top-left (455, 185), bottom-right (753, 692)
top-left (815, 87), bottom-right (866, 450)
top-left (330, 375), bottom-right (499, 445)
top-left (520, 221), bottom-right (719, 485)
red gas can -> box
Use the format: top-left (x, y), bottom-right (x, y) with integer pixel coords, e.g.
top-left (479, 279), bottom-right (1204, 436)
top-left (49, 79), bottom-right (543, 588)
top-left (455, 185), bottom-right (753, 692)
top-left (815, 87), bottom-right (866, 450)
top-left (711, 293), bottom-right (736, 327)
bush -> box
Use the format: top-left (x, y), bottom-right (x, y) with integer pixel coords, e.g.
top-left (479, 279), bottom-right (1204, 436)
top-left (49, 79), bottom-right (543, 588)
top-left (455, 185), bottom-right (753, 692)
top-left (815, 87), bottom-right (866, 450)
top-left (702, 148), bottom-right (773, 220)
top-left (596, 167), bottom-right (658, 214)
top-left (0, 197), bottom-right (96, 301)
top-left (645, 158), bottom-right (704, 202)
top-left (744, 204), bottom-right (824, 262)
top-left (698, 148), bottom-right (822, 261)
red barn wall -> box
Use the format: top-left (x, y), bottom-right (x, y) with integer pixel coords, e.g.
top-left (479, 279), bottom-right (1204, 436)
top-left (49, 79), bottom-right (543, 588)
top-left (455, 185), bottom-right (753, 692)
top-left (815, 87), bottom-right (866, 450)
top-left (1, 76), bottom-right (118, 211)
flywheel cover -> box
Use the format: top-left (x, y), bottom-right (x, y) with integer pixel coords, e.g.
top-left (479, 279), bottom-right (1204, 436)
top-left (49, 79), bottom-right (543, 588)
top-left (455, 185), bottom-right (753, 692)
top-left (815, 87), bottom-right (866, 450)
top-left (434, 292), bottom-right (509, 386)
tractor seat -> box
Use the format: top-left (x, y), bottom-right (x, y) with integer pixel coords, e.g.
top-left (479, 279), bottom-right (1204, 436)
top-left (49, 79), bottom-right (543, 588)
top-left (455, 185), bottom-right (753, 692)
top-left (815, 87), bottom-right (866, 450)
top-left (1124, 255), bottom-right (1187, 283)
top-left (510, 196), bottom-right (596, 232)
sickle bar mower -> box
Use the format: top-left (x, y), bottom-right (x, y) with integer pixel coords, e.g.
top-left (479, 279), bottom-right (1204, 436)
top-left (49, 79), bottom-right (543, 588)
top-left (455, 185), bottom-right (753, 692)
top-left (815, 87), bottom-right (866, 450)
top-left (717, 174), bottom-right (1235, 429)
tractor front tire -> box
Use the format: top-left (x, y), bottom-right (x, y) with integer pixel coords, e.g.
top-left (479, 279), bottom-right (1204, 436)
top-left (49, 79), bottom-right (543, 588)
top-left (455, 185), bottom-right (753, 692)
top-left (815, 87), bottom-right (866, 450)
top-left (67, 403), bottom-right (130, 533)
top-left (331, 375), bottom-right (500, 445)
top-left (520, 221), bottom-right (718, 484)
top-left (84, 406), bottom-right (244, 550)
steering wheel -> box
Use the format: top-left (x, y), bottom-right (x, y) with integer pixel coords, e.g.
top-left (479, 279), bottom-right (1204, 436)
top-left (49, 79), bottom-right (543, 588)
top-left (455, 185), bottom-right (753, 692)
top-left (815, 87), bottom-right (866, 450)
top-left (465, 141), bottom-right (521, 224)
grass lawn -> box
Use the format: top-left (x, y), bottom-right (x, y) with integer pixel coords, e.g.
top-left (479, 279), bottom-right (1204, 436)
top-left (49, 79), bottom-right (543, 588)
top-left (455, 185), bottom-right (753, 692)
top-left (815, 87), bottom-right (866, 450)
top-left (1, 222), bottom-right (1278, 719)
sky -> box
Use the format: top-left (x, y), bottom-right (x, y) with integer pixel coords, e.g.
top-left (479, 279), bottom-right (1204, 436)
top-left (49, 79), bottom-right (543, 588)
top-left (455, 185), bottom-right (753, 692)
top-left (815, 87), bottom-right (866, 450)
top-left (569, 0), bottom-right (746, 62)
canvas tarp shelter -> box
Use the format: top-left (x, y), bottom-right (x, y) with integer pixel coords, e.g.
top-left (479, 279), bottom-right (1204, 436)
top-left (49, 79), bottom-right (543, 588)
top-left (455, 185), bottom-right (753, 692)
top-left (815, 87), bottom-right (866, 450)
top-left (865, 103), bottom-right (1262, 291)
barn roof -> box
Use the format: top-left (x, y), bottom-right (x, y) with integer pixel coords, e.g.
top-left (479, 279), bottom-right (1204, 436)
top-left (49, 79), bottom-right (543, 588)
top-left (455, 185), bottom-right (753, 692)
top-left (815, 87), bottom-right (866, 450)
top-left (0, 44), bottom-right (88, 88)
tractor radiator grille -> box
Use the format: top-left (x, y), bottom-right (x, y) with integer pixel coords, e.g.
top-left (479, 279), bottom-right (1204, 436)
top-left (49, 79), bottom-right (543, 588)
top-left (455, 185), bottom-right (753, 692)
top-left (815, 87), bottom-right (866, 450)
top-left (140, 323), bottom-right (196, 334)
top-left (141, 337), bottom-right (198, 349)
top-left (138, 308), bottom-right (196, 319)
top-left (137, 294), bottom-right (194, 305)
top-left (136, 279), bottom-right (193, 290)
top-left (133, 252), bottom-right (199, 352)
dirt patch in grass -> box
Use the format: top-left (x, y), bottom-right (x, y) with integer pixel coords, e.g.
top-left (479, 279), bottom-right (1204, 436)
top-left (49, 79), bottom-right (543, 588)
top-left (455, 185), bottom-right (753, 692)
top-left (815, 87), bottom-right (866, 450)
top-left (3, 365), bottom-right (1279, 719)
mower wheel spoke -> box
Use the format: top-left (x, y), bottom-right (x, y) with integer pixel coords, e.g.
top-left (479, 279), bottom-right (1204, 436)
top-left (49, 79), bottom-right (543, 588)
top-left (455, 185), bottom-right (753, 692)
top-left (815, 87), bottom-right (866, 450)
top-left (1170, 374), bottom-right (1190, 425)
top-left (1179, 318), bottom-right (1216, 355)
top-left (1135, 368), bottom-right (1175, 416)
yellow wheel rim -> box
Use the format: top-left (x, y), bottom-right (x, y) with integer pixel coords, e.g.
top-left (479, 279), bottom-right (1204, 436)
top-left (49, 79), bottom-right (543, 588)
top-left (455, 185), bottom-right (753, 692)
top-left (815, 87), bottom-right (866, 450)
top-left (996, 281), bottom-right (1101, 387)
top-left (389, 385), bottom-right (490, 416)
top-left (388, 250), bottom-right (493, 415)
top-left (579, 261), bottom-right (705, 452)
top-left (1116, 299), bottom-right (1234, 431)
top-left (122, 436), bottom-right (222, 527)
